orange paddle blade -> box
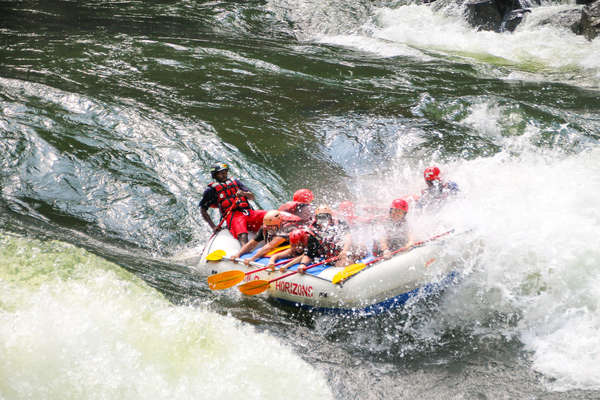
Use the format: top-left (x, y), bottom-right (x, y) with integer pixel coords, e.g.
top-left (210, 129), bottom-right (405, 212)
top-left (207, 270), bottom-right (245, 290)
top-left (238, 279), bottom-right (270, 296)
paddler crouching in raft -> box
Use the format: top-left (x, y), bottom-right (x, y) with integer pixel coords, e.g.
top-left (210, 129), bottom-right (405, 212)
top-left (277, 188), bottom-right (315, 225)
top-left (332, 202), bottom-right (382, 268)
top-left (309, 205), bottom-right (350, 266)
top-left (266, 228), bottom-right (330, 274)
top-left (199, 162), bottom-right (267, 246)
top-left (233, 209), bottom-right (302, 265)
top-left (416, 166), bottom-right (459, 210)
top-left (373, 198), bottom-right (414, 259)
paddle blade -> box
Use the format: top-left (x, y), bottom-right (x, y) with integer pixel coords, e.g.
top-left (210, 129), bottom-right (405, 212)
top-left (266, 244), bottom-right (290, 256)
top-left (207, 270), bottom-right (245, 290)
top-left (332, 263), bottom-right (366, 284)
top-left (206, 249), bottom-right (227, 262)
top-left (238, 280), bottom-right (270, 296)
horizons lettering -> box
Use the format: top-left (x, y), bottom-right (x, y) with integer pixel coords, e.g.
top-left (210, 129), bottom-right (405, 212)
top-left (274, 281), bottom-right (314, 297)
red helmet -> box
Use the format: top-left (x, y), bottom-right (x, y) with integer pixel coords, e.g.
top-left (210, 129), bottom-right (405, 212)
top-left (391, 198), bottom-right (409, 212)
top-left (289, 228), bottom-right (309, 247)
top-left (293, 189), bottom-right (314, 204)
top-left (424, 166), bottom-right (441, 182)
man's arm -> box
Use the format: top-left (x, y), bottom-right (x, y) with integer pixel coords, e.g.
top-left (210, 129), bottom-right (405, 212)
top-left (235, 179), bottom-right (255, 200)
top-left (235, 239), bottom-right (260, 260)
top-left (200, 207), bottom-right (217, 231)
top-left (199, 187), bottom-right (218, 231)
top-left (250, 236), bottom-right (286, 262)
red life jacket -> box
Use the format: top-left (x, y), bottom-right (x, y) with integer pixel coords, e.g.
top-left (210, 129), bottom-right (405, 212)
top-left (278, 201), bottom-right (314, 224)
top-left (278, 201), bottom-right (299, 214)
top-left (208, 179), bottom-right (251, 215)
top-left (279, 211), bottom-right (302, 230)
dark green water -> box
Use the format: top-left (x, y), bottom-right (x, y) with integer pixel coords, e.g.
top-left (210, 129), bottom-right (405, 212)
top-left (1, 1), bottom-right (600, 399)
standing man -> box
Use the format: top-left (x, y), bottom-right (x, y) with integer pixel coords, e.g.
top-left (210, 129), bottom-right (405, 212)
top-left (199, 162), bottom-right (266, 245)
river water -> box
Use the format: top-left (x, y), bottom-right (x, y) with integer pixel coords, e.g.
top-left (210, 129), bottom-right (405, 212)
top-left (1, 1), bottom-right (599, 399)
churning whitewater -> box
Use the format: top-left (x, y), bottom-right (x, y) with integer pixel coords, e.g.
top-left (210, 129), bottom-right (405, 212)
top-left (0, 235), bottom-right (333, 400)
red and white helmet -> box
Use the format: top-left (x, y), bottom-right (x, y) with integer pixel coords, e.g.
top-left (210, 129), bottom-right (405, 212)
top-left (289, 228), bottom-right (310, 247)
top-left (293, 189), bottom-right (314, 204)
top-left (424, 166), bottom-right (441, 182)
top-left (390, 198), bottom-right (409, 212)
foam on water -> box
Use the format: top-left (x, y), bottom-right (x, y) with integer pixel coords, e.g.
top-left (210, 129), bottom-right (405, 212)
top-left (330, 89), bottom-right (600, 391)
top-left (0, 235), bottom-right (333, 400)
top-left (447, 148), bottom-right (600, 391)
top-left (315, 3), bottom-right (600, 87)
top-left (385, 101), bottom-right (599, 391)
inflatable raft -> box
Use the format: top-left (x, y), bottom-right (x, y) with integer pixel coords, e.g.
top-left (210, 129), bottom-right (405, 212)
top-left (198, 229), bottom-right (461, 314)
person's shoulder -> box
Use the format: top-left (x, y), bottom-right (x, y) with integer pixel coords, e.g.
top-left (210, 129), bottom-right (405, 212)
top-left (446, 181), bottom-right (459, 191)
top-left (205, 181), bottom-right (218, 190)
top-left (199, 185), bottom-right (217, 208)
top-left (233, 178), bottom-right (250, 191)
top-left (202, 184), bottom-right (217, 196)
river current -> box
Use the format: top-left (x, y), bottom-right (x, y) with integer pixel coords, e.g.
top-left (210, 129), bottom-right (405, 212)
top-left (1, 1), bottom-right (599, 399)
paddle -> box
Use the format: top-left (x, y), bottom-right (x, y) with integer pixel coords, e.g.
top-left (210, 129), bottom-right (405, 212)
top-left (331, 229), bottom-right (455, 284)
top-left (238, 256), bottom-right (338, 296)
top-left (266, 244), bottom-right (290, 255)
top-left (207, 258), bottom-right (291, 290)
top-left (200, 202), bottom-right (237, 257)
top-left (205, 242), bottom-right (291, 263)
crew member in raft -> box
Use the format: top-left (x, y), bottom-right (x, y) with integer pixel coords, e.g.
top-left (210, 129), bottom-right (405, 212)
top-left (199, 162), bottom-right (266, 245)
top-left (233, 209), bottom-right (301, 264)
top-left (310, 204), bottom-right (349, 261)
top-left (374, 198), bottom-right (413, 260)
top-left (278, 188), bottom-right (315, 225)
top-left (417, 166), bottom-right (459, 208)
top-left (267, 228), bottom-right (326, 273)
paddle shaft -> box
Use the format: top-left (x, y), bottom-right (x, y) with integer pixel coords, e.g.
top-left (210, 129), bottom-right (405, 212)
top-left (220, 256), bottom-right (265, 269)
top-left (212, 202), bottom-right (237, 236)
top-left (201, 202), bottom-right (238, 257)
top-left (380, 229), bottom-right (453, 264)
top-left (266, 256), bottom-right (338, 284)
top-left (242, 258), bottom-right (290, 275)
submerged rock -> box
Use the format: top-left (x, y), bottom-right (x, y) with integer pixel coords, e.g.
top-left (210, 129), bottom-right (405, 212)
top-left (463, 0), bottom-right (537, 32)
top-left (464, 0), bottom-right (503, 31)
top-left (581, 0), bottom-right (600, 40)
top-left (535, 7), bottom-right (584, 35)
top-left (501, 8), bottom-right (531, 32)
top-left (430, 0), bottom-right (597, 38)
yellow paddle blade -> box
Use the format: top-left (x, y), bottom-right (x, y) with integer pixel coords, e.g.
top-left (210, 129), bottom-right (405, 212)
top-left (265, 244), bottom-right (290, 256)
top-left (238, 280), bottom-right (270, 296)
top-left (207, 270), bottom-right (245, 290)
top-left (206, 249), bottom-right (227, 261)
top-left (332, 263), bottom-right (366, 284)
